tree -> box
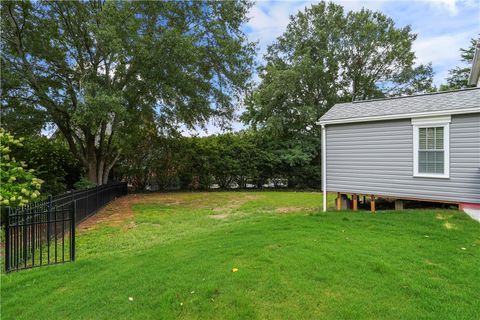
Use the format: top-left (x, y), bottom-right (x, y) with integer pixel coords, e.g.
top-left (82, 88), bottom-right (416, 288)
top-left (115, 123), bottom-right (158, 191)
top-left (230, 132), bottom-right (263, 188)
top-left (243, 2), bottom-right (434, 137)
top-left (151, 137), bottom-right (183, 191)
top-left (242, 3), bottom-right (434, 188)
top-left (115, 125), bottom-right (182, 191)
top-left (0, 129), bottom-right (43, 207)
top-left (439, 38), bottom-right (477, 91)
top-left (1, 1), bottom-right (254, 184)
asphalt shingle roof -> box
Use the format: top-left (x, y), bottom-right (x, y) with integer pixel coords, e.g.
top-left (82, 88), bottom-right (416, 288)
top-left (319, 88), bottom-right (480, 123)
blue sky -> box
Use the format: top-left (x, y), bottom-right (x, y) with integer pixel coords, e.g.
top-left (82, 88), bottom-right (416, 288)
top-left (188, 0), bottom-right (480, 135)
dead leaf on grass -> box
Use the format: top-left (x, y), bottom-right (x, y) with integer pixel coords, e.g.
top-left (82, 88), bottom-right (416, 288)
top-left (209, 213), bottom-right (229, 219)
top-left (275, 207), bottom-right (307, 213)
top-left (443, 222), bottom-right (456, 230)
top-left (436, 213), bottom-right (453, 220)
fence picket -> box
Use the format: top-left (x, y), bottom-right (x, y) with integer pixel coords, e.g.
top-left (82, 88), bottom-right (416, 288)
top-left (4, 182), bottom-right (127, 272)
top-left (5, 207), bottom-right (11, 272)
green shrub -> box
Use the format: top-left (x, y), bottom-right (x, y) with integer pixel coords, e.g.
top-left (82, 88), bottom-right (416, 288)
top-left (0, 129), bottom-right (43, 207)
top-left (73, 177), bottom-right (96, 190)
top-left (12, 136), bottom-right (81, 195)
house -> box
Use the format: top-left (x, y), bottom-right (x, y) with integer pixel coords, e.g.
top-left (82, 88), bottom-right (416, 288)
top-left (318, 53), bottom-right (480, 212)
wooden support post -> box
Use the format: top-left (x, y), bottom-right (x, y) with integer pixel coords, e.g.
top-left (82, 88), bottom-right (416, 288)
top-left (370, 195), bottom-right (376, 213)
top-left (353, 194), bottom-right (358, 211)
top-left (336, 192), bottom-right (341, 211)
top-left (363, 196), bottom-right (366, 204)
top-left (395, 200), bottom-right (404, 211)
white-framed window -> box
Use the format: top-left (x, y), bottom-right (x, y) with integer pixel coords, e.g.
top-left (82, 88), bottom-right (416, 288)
top-left (412, 116), bottom-right (450, 178)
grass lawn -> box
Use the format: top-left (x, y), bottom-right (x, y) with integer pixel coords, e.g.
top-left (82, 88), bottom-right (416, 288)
top-left (1, 192), bottom-right (479, 319)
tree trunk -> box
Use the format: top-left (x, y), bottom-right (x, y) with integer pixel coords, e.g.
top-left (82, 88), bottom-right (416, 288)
top-left (58, 124), bottom-right (120, 186)
top-left (87, 162), bottom-right (98, 185)
top-left (85, 158), bottom-right (117, 186)
top-left (85, 136), bottom-right (100, 185)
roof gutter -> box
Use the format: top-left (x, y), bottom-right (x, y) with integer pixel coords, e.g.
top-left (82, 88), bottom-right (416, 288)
top-left (317, 107), bottom-right (480, 126)
top-left (468, 45), bottom-right (480, 86)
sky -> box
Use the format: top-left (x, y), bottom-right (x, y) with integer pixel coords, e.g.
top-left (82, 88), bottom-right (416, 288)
top-left (186, 0), bottom-right (480, 136)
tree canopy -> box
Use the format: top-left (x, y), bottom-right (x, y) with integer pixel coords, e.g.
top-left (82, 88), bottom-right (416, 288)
top-left (439, 37), bottom-right (477, 91)
top-left (243, 2), bottom-right (434, 137)
top-left (1, 1), bottom-right (255, 184)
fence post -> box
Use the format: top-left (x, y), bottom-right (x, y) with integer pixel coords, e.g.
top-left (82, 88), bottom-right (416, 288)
top-left (23, 206), bottom-right (27, 268)
top-left (31, 204), bottom-right (35, 266)
top-left (5, 206), bottom-right (10, 272)
top-left (96, 185), bottom-right (99, 210)
top-left (47, 195), bottom-right (52, 263)
top-left (47, 195), bottom-right (53, 232)
top-left (71, 200), bottom-right (76, 261)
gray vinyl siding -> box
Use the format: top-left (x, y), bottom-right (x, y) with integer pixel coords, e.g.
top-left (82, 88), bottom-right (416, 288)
top-left (325, 113), bottom-right (480, 204)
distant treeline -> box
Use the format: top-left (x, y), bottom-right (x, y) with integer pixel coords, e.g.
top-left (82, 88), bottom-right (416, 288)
top-left (113, 131), bottom-right (321, 191)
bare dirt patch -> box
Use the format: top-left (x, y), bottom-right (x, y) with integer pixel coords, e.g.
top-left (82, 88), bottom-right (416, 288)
top-left (211, 194), bottom-right (260, 213)
top-left (424, 259), bottom-right (440, 266)
top-left (136, 194), bottom-right (186, 206)
top-left (208, 194), bottom-right (262, 219)
top-left (77, 194), bottom-right (144, 232)
top-left (275, 207), bottom-right (311, 214)
top-left (209, 213), bottom-right (229, 220)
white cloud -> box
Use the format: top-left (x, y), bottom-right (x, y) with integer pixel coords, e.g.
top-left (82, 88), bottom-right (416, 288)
top-left (340, 0), bottom-right (473, 16)
top-left (413, 32), bottom-right (471, 66)
top-left (247, 0), bottom-right (386, 58)
top-left (422, 0), bottom-right (476, 15)
top-left (247, 1), bottom-right (317, 57)
top-left (333, 0), bottom-right (384, 12)
top-left (413, 31), bottom-right (474, 85)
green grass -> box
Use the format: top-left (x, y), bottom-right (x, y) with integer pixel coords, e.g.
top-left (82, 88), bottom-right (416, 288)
top-left (1, 192), bottom-right (479, 319)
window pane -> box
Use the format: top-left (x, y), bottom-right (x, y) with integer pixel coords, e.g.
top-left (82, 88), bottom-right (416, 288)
top-left (419, 128), bottom-right (426, 149)
top-left (419, 151), bottom-right (427, 172)
top-left (435, 151), bottom-right (444, 173)
top-left (426, 128), bottom-right (435, 149)
top-left (426, 150), bottom-right (435, 165)
top-left (435, 127), bottom-right (444, 149)
top-left (418, 150), bottom-right (444, 174)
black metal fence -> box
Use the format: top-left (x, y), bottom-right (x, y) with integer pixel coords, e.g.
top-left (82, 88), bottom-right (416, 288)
top-left (50, 182), bottom-right (128, 223)
top-left (4, 182), bottom-right (127, 272)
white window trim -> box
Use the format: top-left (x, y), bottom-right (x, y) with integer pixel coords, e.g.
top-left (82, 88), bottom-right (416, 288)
top-left (412, 116), bottom-right (450, 179)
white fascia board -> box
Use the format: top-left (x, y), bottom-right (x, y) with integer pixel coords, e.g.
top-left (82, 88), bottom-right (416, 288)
top-left (411, 115), bottom-right (451, 125)
top-left (317, 107), bottom-right (480, 125)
